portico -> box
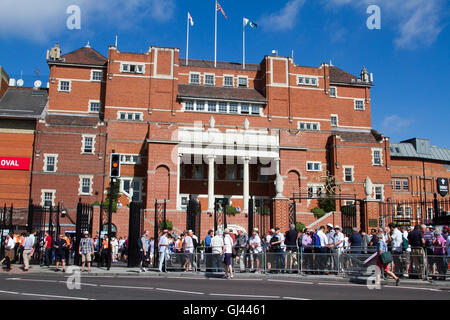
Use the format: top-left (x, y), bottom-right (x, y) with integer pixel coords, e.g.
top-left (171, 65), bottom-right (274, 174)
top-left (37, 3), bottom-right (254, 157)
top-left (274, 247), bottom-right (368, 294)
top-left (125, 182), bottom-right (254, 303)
top-left (177, 119), bottom-right (281, 214)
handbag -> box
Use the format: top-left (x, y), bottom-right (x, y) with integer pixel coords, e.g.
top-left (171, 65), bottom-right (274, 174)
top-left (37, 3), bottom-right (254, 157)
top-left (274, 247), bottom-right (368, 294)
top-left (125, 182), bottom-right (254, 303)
top-left (380, 251), bottom-right (393, 264)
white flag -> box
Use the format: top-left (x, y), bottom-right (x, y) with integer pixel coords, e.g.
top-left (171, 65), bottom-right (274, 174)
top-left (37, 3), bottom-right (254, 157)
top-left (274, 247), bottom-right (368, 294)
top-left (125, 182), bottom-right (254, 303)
top-left (188, 12), bottom-right (194, 26)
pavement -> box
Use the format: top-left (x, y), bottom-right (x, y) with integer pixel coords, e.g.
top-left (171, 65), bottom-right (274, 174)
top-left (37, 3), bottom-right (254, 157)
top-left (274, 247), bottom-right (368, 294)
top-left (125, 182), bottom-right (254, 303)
top-left (2, 263), bottom-right (449, 290)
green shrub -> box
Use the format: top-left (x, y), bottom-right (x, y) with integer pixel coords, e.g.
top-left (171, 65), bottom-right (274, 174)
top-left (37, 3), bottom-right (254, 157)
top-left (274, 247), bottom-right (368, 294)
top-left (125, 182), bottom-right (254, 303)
top-left (296, 222), bottom-right (306, 233)
top-left (226, 206), bottom-right (237, 216)
top-left (158, 220), bottom-right (173, 231)
top-left (318, 199), bottom-right (336, 213)
top-left (311, 208), bottom-right (326, 219)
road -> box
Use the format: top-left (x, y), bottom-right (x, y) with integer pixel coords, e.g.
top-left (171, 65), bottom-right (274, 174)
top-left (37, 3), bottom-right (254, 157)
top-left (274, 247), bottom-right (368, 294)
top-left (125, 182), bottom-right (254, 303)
top-left (0, 272), bottom-right (448, 301)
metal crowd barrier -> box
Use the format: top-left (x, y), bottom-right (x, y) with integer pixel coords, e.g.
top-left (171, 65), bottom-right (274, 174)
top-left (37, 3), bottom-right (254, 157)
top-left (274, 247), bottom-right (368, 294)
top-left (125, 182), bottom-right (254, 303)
top-left (187, 246), bottom-right (449, 280)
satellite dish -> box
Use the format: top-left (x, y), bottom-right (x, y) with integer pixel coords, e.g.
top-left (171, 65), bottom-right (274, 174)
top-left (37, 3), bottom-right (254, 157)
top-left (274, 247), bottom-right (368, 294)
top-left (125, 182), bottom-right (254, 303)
top-left (34, 80), bottom-right (42, 88)
top-left (17, 79), bottom-right (24, 87)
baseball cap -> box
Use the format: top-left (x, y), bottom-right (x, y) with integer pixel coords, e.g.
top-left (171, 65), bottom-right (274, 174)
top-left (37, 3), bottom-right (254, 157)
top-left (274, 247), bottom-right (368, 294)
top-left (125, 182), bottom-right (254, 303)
top-left (326, 223), bottom-right (333, 228)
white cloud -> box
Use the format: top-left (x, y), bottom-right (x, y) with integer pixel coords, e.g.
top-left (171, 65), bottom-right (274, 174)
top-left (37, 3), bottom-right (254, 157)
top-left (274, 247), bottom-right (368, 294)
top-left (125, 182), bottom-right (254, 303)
top-left (326, 0), bottom-right (446, 49)
top-left (381, 114), bottom-right (413, 133)
top-left (0, 0), bottom-right (174, 42)
top-left (261, 0), bottom-right (306, 31)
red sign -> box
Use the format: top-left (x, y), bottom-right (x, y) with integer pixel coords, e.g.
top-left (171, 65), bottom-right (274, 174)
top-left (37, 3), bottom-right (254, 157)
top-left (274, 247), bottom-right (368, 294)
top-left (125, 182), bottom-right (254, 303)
top-left (0, 157), bottom-right (31, 170)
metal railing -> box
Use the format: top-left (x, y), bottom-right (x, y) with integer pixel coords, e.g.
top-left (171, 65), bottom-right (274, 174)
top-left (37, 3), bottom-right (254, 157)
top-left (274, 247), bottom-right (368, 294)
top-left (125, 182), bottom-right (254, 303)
top-left (179, 246), bottom-right (449, 280)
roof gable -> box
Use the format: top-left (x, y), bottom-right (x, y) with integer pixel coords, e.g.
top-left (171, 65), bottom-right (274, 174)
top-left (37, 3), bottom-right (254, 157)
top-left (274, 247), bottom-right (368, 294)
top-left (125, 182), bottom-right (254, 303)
top-left (57, 47), bottom-right (107, 66)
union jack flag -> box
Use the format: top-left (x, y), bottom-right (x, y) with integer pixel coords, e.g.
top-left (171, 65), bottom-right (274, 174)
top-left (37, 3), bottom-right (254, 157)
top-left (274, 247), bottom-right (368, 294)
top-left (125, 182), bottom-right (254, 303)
top-left (216, 1), bottom-right (227, 19)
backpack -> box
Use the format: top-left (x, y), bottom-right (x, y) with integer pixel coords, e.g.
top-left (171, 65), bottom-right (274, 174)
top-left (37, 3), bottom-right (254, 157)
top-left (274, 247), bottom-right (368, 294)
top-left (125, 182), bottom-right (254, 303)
top-left (270, 234), bottom-right (281, 252)
top-left (192, 237), bottom-right (198, 248)
top-left (402, 235), bottom-right (409, 251)
top-left (137, 238), bottom-right (143, 250)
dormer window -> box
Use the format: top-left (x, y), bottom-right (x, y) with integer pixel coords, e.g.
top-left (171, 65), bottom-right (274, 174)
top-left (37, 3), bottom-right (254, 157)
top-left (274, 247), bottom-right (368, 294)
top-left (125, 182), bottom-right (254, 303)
top-left (238, 76), bottom-right (248, 88)
top-left (189, 73), bottom-right (200, 84)
top-left (204, 74), bottom-right (215, 86)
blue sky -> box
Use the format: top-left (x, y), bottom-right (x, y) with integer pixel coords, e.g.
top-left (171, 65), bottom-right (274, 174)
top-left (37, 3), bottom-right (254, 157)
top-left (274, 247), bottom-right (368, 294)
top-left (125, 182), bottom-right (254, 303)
top-left (0, 0), bottom-right (449, 147)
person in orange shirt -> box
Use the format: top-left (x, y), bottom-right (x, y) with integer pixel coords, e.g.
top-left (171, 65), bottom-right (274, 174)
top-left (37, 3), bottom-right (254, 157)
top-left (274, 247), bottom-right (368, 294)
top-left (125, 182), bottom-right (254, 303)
top-left (18, 234), bottom-right (25, 264)
top-left (100, 235), bottom-right (110, 268)
top-left (63, 235), bottom-right (71, 265)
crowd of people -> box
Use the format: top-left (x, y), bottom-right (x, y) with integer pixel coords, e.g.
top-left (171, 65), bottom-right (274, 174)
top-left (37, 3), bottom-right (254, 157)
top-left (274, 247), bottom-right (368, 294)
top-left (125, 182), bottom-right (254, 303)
top-left (149, 223), bottom-right (449, 281)
top-left (2, 223), bottom-right (449, 282)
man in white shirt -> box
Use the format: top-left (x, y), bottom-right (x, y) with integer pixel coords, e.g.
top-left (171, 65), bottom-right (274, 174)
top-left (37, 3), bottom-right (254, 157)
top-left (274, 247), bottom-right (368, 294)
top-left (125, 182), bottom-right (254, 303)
top-left (22, 232), bottom-right (35, 271)
top-left (210, 231), bottom-right (224, 273)
top-left (316, 226), bottom-right (329, 272)
top-left (332, 226), bottom-right (345, 273)
top-left (248, 230), bottom-right (262, 273)
top-left (4, 233), bottom-right (15, 271)
top-left (158, 230), bottom-right (169, 273)
top-left (389, 223), bottom-right (404, 277)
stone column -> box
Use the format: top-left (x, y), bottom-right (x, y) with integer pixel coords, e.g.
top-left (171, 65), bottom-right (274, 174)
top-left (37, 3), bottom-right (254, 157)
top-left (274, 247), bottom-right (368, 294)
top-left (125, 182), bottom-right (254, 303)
top-left (207, 154), bottom-right (215, 213)
top-left (242, 156), bottom-right (250, 214)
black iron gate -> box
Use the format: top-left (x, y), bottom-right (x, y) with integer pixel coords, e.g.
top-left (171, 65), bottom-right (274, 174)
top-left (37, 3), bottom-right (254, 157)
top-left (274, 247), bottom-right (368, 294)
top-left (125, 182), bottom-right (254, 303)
top-left (248, 197), bottom-right (273, 234)
top-left (73, 200), bottom-right (93, 265)
top-left (214, 197), bottom-right (228, 231)
top-left (186, 196), bottom-right (201, 237)
top-left (128, 202), bottom-right (144, 267)
top-left (153, 200), bottom-right (167, 268)
top-left (341, 204), bottom-right (357, 235)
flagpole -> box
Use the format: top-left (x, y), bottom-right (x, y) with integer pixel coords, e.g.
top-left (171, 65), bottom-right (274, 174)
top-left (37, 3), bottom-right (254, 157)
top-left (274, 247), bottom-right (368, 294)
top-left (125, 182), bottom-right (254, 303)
top-left (243, 18), bottom-right (245, 70)
top-left (186, 13), bottom-right (189, 65)
top-left (214, 0), bottom-right (217, 68)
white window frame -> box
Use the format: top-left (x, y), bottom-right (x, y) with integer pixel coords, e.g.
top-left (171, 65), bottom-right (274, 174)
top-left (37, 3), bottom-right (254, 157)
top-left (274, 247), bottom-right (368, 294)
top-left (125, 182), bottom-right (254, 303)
top-left (204, 73), bottom-right (215, 86)
top-left (120, 63), bottom-right (145, 74)
top-left (404, 207), bottom-right (411, 218)
top-left (329, 86), bottom-right (337, 97)
top-left (354, 99), bottom-right (365, 110)
top-left (90, 69), bottom-right (103, 82)
top-left (343, 166), bottom-right (354, 182)
top-left (43, 154), bottom-right (58, 173)
top-left (120, 154), bottom-right (141, 165)
top-left (237, 76), bottom-right (248, 88)
top-left (185, 101), bottom-right (195, 111)
top-left (331, 114), bottom-right (338, 127)
top-left (298, 121), bottom-right (320, 131)
top-left (223, 75), bottom-right (234, 87)
top-left (88, 99), bottom-right (101, 113)
top-left (41, 189), bottom-right (56, 207)
top-left (81, 134), bottom-right (96, 154)
top-left (117, 111), bottom-right (143, 121)
top-left (306, 161), bottom-right (322, 172)
top-left (58, 80), bottom-right (71, 92)
top-left (189, 72), bottom-right (201, 84)
top-left (78, 175), bottom-right (93, 196)
top-left (120, 177), bottom-right (143, 202)
top-left (403, 179), bottom-right (409, 191)
top-left (373, 184), bottom-right (384, 201)
top-left (394, 180), bottom-right (402, 191)
top-left (306, 183), bottom-right (325, 199)
top-left (297, 75), bottom-right (319, 87)
top-left (371, 148), bottom-right (383, 166)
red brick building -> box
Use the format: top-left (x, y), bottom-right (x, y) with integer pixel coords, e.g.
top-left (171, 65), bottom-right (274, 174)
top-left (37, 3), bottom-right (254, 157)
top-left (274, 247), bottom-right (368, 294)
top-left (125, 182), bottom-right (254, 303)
top-left (30, 44), bottom-right (107, 230)
top-left (23, 43), bottom-right (449, 237)
top-left (0, 66), bottom-right (47, 210)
